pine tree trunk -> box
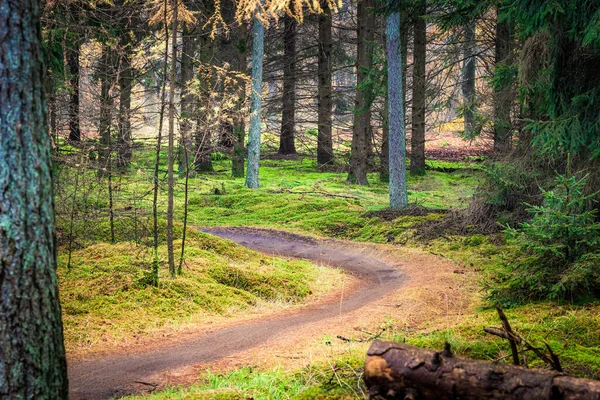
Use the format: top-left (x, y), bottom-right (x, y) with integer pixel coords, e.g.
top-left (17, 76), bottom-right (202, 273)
top-left (279, 15), bottom-right (297, 155)
top-left (387, 7), bottom-right (408, 209)
top-left (117, 50), bottom-right (133, 169)
top-left (410, 2), bottom-right (426, 175)
top-left (462, 21), bottom-right (476, 137)
top-left (194, 0), bottom-right (215, 172)
top-left (0, 0), bottom-right (68, 396)
top-left (493, 11), bottom-right (513, 154)
top-left (349, 0), bottom-right (374, 185)
top-left (232, 23), bottom-right (248, 177)
top-left (67, 31), bottom-right (81, 141)
top-left (245, 9), bottom-right (265, 188)
top-left (167, 0), bottom-right (178, 277)
top-left (380, 95), bottom-right (389, 182)
top-left (180, 24), bottom-right (195, 175)
top-left (381, 14), bottom-right (408, 182)
top-left (317, 0), bottom-right (334, 167)
top-left (99, 44), bottom-right (115, 175)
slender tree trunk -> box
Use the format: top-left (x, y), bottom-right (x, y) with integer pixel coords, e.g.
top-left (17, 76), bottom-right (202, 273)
top-left (152, 4), bottom-right (171, 287)
top-left (279, 15), bottom-right (297, 155)
top-left (381, 14), bottom-right (408, 182)
top-left (167, 0), bottom-right (178, 277)
top-left (232, 23), bottom-right (248, 177)
top-left (245, 9), bottom-right (265, 188)
top-left (493, 11), bottom-right (513, 154)
top-left (317, 0), bottom-right (334, 167)
top-left (117, 51), bottom-right (133, 169)
top-left (47, 79), bottom-right (58, 147)
top-left (410, 2), bottom-right (426, 175)
top-left (67, 35), bottom-right (81, 141)
top-left (462, 20), bottom-right (476, 137)
top-left (99, 44), bottom-right (115, 175)
top-left (0, 0), bottom-right (68, 396)
top-left (387, 6), bottom-right (408, 209)
top-left (349, 0), bottom-right (374, 185)
top-left (194, 0), bottom-right (215, 172)
top-left (380, 95), bottom-right (389, 182)
top-left (180, 24), bottom-right (195, 175)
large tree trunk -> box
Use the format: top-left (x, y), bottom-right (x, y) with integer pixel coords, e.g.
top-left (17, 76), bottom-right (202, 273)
top-left (317, 0), bottom-right (334, 167)
top-left (365, 341), bottom-right (600, 400)
top-left (493, 11), bottom-right (513, 155)
top-left (349, 0), bottom-right (374, 185)
top-left (67, 30), bottom-right (81, 141)
top-left (0, 0), bottom-right (69, 396)
top-left (279, 15), bottom-right (297, 155)
top-left (410, 2), bottom-right (426, 175)
top-left (245, 9), bottom-right (265, 188)
top-left (232, 23), bottom-right (248, 177)
top-left (387, 6), bottom-right (408, 209)
top-left (462, 21), bottom-right (477, 137)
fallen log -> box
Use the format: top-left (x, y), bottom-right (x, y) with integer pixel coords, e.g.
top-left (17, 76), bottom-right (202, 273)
top-left (364, 340), bottom-right (600, 400)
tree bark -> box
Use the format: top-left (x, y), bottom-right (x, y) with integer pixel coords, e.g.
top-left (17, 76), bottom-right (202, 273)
top-left (167, 0), bottom-right (178, 277)
top-left (67, 27), bottom-right (81, 141)
top-left (0, 0), bottom-right (69, 396)
top-left (410, 1), bottom-right (426, 175)
top-left (98, 44), bottom-right (115, 174)
top-left (232, 23), bottom-right (248, 177)
top-left (349, 0), bottom-right (374, 185)
top-left (117, 50), bottom-right (133, 169)
top-left (245, 8), bottom-right (265, 188)
top-left (462, 21), bottom-right (476, 137)
top-left (365, 341), bottom-right (600, 400)
top-left (380, 94), bottom-right (389, 182)
top-left (278, 15), bottom-right (297, 155)
top-left (387, 6), bottom-right (408, 209)
top-left (381, 13), bottom-right (408, 182)
top-left (194, 0), bottom-right (215, 172)
top-left (317, 0), bottom-right (334, 167)
top-left (493, 10), bottom-right (513, 154)
top-left (180, 24), bottom-right (195, 175)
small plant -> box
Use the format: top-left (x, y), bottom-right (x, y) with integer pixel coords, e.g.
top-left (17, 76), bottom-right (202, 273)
top-left (489, 173), bottom-right (600, 305)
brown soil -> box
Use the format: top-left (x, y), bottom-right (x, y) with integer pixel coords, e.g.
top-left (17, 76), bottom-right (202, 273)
top-left (68, 227), bottom-right (475, 399)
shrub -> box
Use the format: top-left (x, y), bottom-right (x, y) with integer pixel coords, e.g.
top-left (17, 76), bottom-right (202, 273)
top-left (489, 173), bottom-right (600, 305)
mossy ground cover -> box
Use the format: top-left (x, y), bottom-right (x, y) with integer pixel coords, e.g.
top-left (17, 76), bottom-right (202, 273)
top-left (59, 228), bottom-right (342, 353)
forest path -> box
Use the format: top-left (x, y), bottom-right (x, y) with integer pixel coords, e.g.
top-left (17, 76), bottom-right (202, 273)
top-left (68, 227), bottom-right (408, 399)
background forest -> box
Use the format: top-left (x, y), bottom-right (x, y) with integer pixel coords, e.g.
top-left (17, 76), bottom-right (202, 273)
top-left (10, 0), bottom-right (600, 397)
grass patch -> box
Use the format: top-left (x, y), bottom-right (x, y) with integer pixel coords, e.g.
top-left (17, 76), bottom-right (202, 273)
top-left (176, 158), bottom-right (479, 242)
top-left (125, 357), bottom-right (364, 400)
top-left (59, 229), bottom-right (343, 353)
top-left (399, 302), bottom-right (600, 379)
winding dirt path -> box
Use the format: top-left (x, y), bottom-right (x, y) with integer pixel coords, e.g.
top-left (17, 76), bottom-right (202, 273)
top-left (68, 227), bottom-right (406, 399)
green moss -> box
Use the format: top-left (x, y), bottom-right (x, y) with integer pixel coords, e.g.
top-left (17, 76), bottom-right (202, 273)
top-left (58, 230), bottom-right (341, 351)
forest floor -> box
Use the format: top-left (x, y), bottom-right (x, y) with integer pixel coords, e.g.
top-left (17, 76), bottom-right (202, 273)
top-left (68, 227), bottom-right (474, 399)
top-left (57, 143), bottom-right (600, 399)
